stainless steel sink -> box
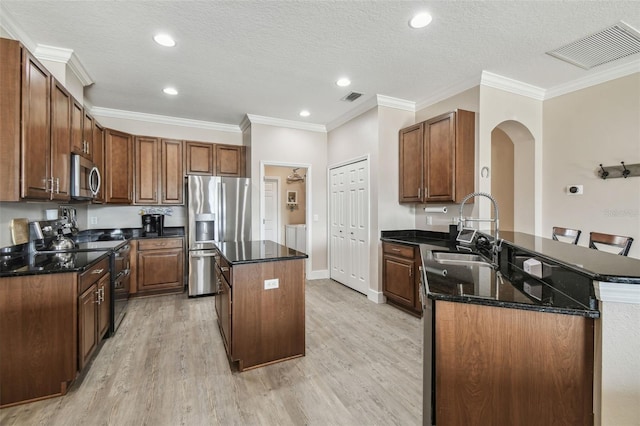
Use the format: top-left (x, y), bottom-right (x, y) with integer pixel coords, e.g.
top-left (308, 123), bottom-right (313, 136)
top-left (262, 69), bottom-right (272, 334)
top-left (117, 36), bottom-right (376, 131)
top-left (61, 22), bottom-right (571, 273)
top-left (432, 251), bottom-right (492, 266)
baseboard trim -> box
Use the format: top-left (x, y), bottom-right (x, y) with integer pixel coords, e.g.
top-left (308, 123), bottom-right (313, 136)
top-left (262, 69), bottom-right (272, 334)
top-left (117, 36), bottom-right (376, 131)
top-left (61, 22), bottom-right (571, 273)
top-left (368, 289), bottom-right (385, 304)
top-left (307, 270), bottom-right (329, 280)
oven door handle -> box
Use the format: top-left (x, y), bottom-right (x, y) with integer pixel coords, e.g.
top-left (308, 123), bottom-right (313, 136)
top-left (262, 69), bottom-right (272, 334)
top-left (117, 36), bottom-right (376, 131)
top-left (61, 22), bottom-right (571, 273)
top-left (189, 252), bottom-right (218, 258)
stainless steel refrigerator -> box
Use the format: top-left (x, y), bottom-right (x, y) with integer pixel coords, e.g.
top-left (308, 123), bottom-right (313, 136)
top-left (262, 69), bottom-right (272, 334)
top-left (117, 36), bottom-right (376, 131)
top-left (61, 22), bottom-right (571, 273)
top-left (187, 175), bottom-right (251, 296)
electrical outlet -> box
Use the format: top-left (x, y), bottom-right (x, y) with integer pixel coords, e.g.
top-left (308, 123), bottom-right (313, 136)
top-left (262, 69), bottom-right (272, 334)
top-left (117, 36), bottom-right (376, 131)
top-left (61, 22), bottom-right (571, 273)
top-left (264, 278), bottom-right (279, 290)
top-left (426, 215), bottom-right (433, 225)
top-left (90, 216), bottom-right (98, 225)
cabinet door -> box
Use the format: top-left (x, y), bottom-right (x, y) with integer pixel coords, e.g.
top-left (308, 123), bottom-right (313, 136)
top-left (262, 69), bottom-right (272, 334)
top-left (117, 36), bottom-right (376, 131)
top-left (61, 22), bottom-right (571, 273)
top-left (216, 144), bottom-right (245, 177)
top-left (134, 136), bottom-right (159, 204)
top-left (70, 99), bottom-right (84, 156)
top-left (218, 274), bottom-right (231, 354)
top-left (98, 273), bottom-right (111, 339)
top-left (105, 129), bottom-right (133, 204)
top-left (50, 79), bottom-right (71, 201)
top-left (92, 123), bottom-right (105, 203)
top-left (21, 50), bottom-right (51, 200)
top-left (137, 247), bottom-right (184, 293)
top-left (0, 38), bottom-right (21, 202)
top-left (398, 123), bottom-right (424, 203)
top-left (83, 112), bottom-right (94, 160)
top-left (382, 255), bottom-right (416, 308)
top-left (78, 283), bottom-right (98, 370)
top-left (161, 139), bottom-right (184, 204)
top-left (185, 141), bottom-right (214, 175)
top-left (424, 112), bottom-right (456, 202)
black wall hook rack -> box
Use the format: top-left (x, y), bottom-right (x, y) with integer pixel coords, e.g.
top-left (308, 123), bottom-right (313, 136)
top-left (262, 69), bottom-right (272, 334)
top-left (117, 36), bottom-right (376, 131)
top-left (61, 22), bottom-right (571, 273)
top-left (598, 162), bottom-right (640, 179)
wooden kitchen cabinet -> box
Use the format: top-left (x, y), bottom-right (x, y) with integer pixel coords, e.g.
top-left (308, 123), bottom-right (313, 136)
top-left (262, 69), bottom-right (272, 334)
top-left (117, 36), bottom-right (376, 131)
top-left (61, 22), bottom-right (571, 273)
top-left (0, 272), bottom-right (77, 407)
top-left (134, 137), bottom-right (183, 205)
top-left (78, 257), bottom-right (111, 370)
top-left (185, 141), bottom-right (215, 175)
top-left (105, 128), bottom-right (133, 204)
top-left (135, 237), bottom-right (185, 295)
top-left (382, 242), bottom-right (422, 317)
top-left (70, 99), bottom-right (84, 156)
top-left (83, 111), bottom-right (94, 160)
top-left (216, 144), bottom-right (246, 177)
top-left (92, 122), bottom-right (106, 203)
top-left (50, 78), bottom-right (72, 201)
top-left (134, 136), bottom-right (159, 204)
top-left (399, 109), bottom-right (475, 203)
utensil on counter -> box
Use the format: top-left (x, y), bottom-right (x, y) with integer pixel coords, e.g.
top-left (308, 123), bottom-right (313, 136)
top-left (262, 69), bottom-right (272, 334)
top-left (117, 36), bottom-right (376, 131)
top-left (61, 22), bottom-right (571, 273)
top-left (10, 218), bottom-right (29, 245)
top-left (49, 229), bottom-right (75, 251)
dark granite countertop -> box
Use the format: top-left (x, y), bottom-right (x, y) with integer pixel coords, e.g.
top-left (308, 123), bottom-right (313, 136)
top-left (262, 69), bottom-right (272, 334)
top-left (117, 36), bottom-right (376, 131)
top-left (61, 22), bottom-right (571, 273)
top-left (76, 226), bottom-right (184, 242)
top-left (498, 231), bottom-right (640, 284)
top-left (381, 229), bottom-right (600, 318)
top-left (0, 250), bottom-right (112, 277)
top-left (217, 240), bottom-right (308, 265)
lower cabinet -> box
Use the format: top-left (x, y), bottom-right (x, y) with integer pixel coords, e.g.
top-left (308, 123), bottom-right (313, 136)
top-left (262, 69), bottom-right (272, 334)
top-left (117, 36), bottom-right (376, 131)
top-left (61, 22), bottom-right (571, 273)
top-left (382, 242), bottom-right (422, 317)
top-left (78, 257), bottom-right (111, 370)
top-left (135, 237), bottom-right (185, 295)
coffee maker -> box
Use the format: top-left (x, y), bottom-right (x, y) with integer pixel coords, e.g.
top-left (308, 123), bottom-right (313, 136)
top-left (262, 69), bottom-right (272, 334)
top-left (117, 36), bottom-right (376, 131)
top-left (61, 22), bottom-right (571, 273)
top-left (141, 214), bottom-right (164, 237)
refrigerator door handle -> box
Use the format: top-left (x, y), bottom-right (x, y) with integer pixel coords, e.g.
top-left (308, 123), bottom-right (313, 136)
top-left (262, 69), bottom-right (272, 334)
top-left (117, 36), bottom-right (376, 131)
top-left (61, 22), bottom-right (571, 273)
top-left (219, 182), bottom-right (226, 242)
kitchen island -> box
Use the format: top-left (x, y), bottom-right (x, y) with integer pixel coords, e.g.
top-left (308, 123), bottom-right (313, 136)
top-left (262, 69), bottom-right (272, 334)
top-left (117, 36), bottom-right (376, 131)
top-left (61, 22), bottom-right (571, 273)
top-left (381, 229), bottom-right (640, 426)
top-left (213, 240), bottom-right (308, 371)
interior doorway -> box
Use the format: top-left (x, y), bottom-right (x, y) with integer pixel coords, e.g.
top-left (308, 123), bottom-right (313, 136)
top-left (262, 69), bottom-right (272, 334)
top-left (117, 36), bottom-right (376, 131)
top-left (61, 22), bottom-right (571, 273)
top-left (259, 162), bottom-right (311, 274)
top-left (491, 120), bottom-right (535, 234)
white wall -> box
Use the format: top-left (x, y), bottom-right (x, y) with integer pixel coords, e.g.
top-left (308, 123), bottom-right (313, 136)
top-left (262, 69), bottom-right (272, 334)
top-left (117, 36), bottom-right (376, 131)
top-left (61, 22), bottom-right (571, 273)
top-left (479, 85), bottom-right (543, 234)
top-left (543, 73), bottom-right (640, 259)
top-left (327, 105), bottom-right (415, 300)
top-left (249, 123), bottom-right (328, 276)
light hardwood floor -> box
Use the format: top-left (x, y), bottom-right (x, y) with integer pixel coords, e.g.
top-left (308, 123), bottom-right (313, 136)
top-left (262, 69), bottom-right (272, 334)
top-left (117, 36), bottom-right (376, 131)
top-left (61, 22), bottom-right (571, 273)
top-left (1, 279), bottom-right (423, 425)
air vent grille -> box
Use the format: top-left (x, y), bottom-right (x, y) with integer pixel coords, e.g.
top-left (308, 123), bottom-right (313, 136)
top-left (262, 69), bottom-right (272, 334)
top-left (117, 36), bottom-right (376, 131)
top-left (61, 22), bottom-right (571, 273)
top-left (546, 21), bottom-right (640, 70)
top-left (341, 92), bottom-right (363, 102)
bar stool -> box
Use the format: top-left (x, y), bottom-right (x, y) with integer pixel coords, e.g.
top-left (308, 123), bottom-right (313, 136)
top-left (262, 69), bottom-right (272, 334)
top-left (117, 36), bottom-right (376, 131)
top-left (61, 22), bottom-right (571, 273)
top-left (552, 227), bottom-right (581, 245)
top-left (589, 232), bottom-right (634, 256)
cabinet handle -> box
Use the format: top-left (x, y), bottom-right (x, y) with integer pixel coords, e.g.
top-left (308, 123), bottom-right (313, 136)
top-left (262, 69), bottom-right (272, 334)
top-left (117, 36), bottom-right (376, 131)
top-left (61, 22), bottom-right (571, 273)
top-left (418, 188), bottom-right (421, 198)
top-left (92, 268), bottom-right (104, 274)
top-left (409, 267), bottom-right (412, 277)
top-left (55, 177), bottom-right (60, 194)
top-left (391, 248), bottom-right (401, 252)
top-left (221, 267), bottom-right (229, 272)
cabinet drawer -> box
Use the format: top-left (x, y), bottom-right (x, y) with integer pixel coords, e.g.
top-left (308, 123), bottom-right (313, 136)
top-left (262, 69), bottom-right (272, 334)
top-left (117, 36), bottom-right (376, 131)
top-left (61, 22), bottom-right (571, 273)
top-left (383, 242), bottom-right (415, 259)
top-left (217, 255), bottom-right (231, 284)
top-left (138, 237), bottom-right (182, 251)
top-left (79, 257), bottom-right (110, 294)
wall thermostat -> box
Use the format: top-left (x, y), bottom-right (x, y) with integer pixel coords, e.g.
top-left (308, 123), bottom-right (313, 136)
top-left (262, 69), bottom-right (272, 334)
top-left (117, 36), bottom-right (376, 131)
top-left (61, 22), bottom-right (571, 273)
top-left (567, 185), bottom-right (583, 195)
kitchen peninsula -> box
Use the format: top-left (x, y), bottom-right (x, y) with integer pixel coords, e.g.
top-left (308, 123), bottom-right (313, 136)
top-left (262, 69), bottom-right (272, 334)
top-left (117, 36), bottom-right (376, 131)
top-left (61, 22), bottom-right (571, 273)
top-left (213, 240), bottom-right (308, 371)
top-left (381, 229), bottom-right (640, 426)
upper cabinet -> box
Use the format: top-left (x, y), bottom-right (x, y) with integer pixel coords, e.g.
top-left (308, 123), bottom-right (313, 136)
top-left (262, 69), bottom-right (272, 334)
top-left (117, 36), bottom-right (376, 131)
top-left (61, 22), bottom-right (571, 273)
top-left (83, 112), bottom-right (94, 160)
top-left (134, 137), bottom-right (183, 205)
top-left (105, 129), bottom-right (133, 204)
top-left (50, 79), bottom-right (72, 201)
top-left (399, 109), bottom-right (475, 204)
top-left (92, 123), bottom-right (106, 204)
top-left (216, 144), bottom-right (246, 177)
top-left (185, 141), bottom-right (215, 175)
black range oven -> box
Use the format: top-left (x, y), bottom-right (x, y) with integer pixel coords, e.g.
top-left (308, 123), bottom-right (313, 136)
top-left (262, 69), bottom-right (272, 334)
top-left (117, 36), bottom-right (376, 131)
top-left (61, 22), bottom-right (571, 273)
top-left (110, 242), bottom-right (131, 335)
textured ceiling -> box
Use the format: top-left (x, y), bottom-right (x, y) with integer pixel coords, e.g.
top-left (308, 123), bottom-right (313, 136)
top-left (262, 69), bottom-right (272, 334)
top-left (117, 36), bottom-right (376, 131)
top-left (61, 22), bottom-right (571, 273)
top-left (2, 1), bottom-right (640, 128)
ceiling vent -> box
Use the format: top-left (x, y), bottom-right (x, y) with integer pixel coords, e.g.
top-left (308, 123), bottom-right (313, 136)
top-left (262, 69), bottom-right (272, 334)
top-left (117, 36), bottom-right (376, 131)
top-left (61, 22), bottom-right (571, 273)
top-left (546, 21), bottom-right (640, 70)
top-left (341, 92), bottom-right (363, 102)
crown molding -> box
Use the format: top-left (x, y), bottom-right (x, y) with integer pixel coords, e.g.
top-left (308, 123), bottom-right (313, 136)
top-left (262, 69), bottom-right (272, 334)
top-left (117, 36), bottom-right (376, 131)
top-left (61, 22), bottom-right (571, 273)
top-left (481, 71), bottom-right (546, 100)
top-left (90, 107), bottom-right (242, 133)
top-left (376, 95), bottom-right (415, 112)
top-left (594, 281), bottom-right (640, 304)
top-left (415, 76), bottom-right (481, 111)
top-left (246, 114), bottom-right (326, 133)
top-left (34, 44), bottom-right (94, 87)
top-left (239, 115), bottom-right (252, 132)
top-left (545, 59), bottom-right (640, 100)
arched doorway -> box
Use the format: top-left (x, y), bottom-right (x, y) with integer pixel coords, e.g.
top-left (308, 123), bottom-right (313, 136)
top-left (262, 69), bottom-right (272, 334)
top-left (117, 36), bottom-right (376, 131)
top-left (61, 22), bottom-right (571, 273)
top-left (491, 120), bottom-right (535, 234)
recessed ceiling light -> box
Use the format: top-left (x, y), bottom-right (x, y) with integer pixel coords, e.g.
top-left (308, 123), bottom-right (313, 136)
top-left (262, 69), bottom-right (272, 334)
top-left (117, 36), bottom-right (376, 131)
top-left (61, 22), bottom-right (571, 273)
top-left (163, 87), bottom-right (178, 95)
top-left (299, 110), bottom-right (310, 117)
top-left (336, 78), bottom-right (351, 87)
top-left (154, 33), bottom-right (176, 47)
top-left (409, 12), bottom-right (432, 29)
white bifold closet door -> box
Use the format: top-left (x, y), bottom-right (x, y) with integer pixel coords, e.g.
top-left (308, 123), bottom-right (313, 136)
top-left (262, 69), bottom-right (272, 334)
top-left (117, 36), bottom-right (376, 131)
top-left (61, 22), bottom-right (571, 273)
top-left (330, 159), bottom-right (369, 295)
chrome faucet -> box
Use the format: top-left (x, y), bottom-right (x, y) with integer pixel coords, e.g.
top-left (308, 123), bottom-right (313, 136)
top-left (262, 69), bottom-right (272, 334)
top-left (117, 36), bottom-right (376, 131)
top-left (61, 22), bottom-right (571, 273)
top-left (458, 192), bottom-right (502, 267)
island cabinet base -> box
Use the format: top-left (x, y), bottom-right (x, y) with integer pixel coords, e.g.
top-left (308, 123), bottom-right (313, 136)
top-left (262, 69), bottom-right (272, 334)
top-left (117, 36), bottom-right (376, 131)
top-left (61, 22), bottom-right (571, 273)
top-left (434, 301), bottom-right (594, 426)
top-left (219, 258), bottom-right (305, 372)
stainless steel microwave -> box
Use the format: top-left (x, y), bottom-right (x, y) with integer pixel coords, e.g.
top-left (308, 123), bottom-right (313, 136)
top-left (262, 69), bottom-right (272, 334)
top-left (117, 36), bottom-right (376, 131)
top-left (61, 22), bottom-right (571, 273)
top-left (70, 154), bottom-right (101, 200)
